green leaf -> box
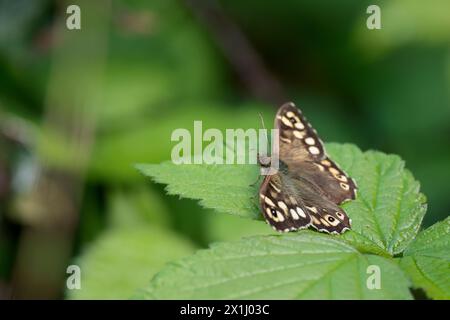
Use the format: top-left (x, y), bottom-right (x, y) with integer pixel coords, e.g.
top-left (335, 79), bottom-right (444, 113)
top-left (399, 217), bottom-right (450, 299)
top-left (138, 232), bottom-right (412, 300)
top-left (326, 144), bottom-right (427, 256)
top-left (138, 143), bottom-right (426, 256)
top-left (136, 162), bottom-right (260, 219)
top-left (67, 226), bottom-right (195, 300)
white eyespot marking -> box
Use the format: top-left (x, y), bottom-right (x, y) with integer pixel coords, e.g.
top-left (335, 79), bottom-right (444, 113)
top-left (306, 206), bottom-right (318, 213)
top-left (278, 201), bottom-right (288, 214)
top-left (270, 182), bottom-right (281, 193)
top-left (286, 111), bottom-right (295, 118)
top-left (325, 215), bottom-right (340, 226)
top-left (281, 116), bottom-right (294, 127)
top-left (264, 197), bottom-right (276, 207)
top-left (293, 130), bottom-right (305, 139)
top-left (280, 136), bottom-right (291, 144)
top-left (321, 160), bottom-right (331, 166)
top-left (294, 122), bottom-right (305, 130)
top-left (337, 174), bottom-right (348, 182)
top-left (309, 146), bottom-right (320, 155)
top-left (296, 207), bottom-right (307, 218)
top-left (336, 211), bottom-right (344, 219)
top-left (314, 163), bottom-right (325, 171)
top-left (290, 208), bottom-right (300, 220)
top-left (320, 218), bottom-right (331, 227)
top-left (304, 137), bottom-right (315, 145)
top-left (265, 207), bottom-right (275, 220)
top-left (340, 183), bottom-right (350, 190)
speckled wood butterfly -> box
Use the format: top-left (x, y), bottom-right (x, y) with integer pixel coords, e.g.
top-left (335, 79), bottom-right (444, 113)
top-left (259, 102), bottom-right (357, 234)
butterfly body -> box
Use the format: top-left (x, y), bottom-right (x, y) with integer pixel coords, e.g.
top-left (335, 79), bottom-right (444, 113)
top-left (259, 102), bottom-right (357, 234)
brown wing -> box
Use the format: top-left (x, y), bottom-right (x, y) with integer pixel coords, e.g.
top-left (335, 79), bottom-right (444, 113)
top-left (288, 173), bottom-right (352, 234)
top-left (259, 173), bottom-right (311, 232)
top-left (274, 102), bottom-right (357, 205)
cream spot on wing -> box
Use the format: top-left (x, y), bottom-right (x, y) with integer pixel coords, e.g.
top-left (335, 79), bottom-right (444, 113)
top-left (281, 116), bottom-right (294, 127)
top-left (270, 191), bottom-right (278, 198)
top-left (280, 136), bottom-right (291, 144)
top-left (309, 146), bottom-right (320, 155)
top-left (286, 111), bottom-right (295, 118)
top-left (270, 182), bottom-right (281, 193)
top-left (340, 183), bottom-right (350, 190)
top-left (264, 197), bottom-right (276, 207)
top-left (304, 137), bottom-right (315, 145)
top-left (260, 194), bottom-right (265, 200)
top-left (290, 208), bottom-right (300, 220)
top-left (311, 216), bottom-right (321, 225)
top-left (321, 160), bottom-right (331, 166)
top-left (306, 206), bottom-right (318, 213)
top-left (294, 122), bottom-right (304, 130)
top-left (337, 175), bottom-right (348, 182)
top-left (293, 130), bottom-right (305, 139)
top-left (320, 218), bottom-right (331, 227)
top-left (329, 167), bottom-right (340, 176)
top-left (278, 201), bottom-right (288, 214)
top-left (296, 207), bottom-right (307, 218)
top-left (283, 228), bottom-right (290, 233)
top-left (276, 211), bottom-right (285, 222)
top-left (314, 163), bottom-right (325, 171)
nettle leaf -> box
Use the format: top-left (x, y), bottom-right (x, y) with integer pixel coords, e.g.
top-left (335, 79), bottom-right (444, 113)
top-left (136, 162), bottom-right (260, 219)
top-left (399, 217), bottom-right (450, 299)
top-left (138, 232), bottom-right (412, 299)
top-left (137, 143), bottom-right (426, 256)
top-left (326, 144), bottom-right (427, 256)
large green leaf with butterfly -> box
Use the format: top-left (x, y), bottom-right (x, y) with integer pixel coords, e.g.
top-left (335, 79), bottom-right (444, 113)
top-left (136, 102), bottom-right (448, 299)
top-left (137, 141), bottom-right (450, 299)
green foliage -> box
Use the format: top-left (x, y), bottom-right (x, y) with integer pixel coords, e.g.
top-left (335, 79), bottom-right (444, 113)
top-left (399, 217), bottom-right (450, 299)
top-left (67, 187), bottom-right (195, 299)
top-left (136, 161), bottom-right (259, 220)
top-left (137, 143), bottom-right (449, 299)
top-left (138, 232), bottom-right (411, 299)
top-left (68, 226), bottom-right (194, 300)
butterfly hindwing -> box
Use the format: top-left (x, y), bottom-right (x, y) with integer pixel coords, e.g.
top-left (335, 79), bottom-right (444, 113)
top-left (259, 173), bottom-right (311, 232)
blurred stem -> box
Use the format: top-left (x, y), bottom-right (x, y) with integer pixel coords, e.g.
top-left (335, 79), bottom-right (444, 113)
top-left (11, 0), bottom-right (110, 299)
top-left (182, 0), bottom-right (286, 105)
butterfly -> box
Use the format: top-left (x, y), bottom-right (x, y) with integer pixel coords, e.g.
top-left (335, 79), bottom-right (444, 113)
top-left (258, 102), bottom-right (357, 234)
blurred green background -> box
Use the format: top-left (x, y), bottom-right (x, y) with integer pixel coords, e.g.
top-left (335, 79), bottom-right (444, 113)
top-left (0, 0), bottom-right (449, 299)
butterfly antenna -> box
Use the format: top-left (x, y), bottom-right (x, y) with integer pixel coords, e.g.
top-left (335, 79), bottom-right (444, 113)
top-left (258, 112), bottom-right (266, 130)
